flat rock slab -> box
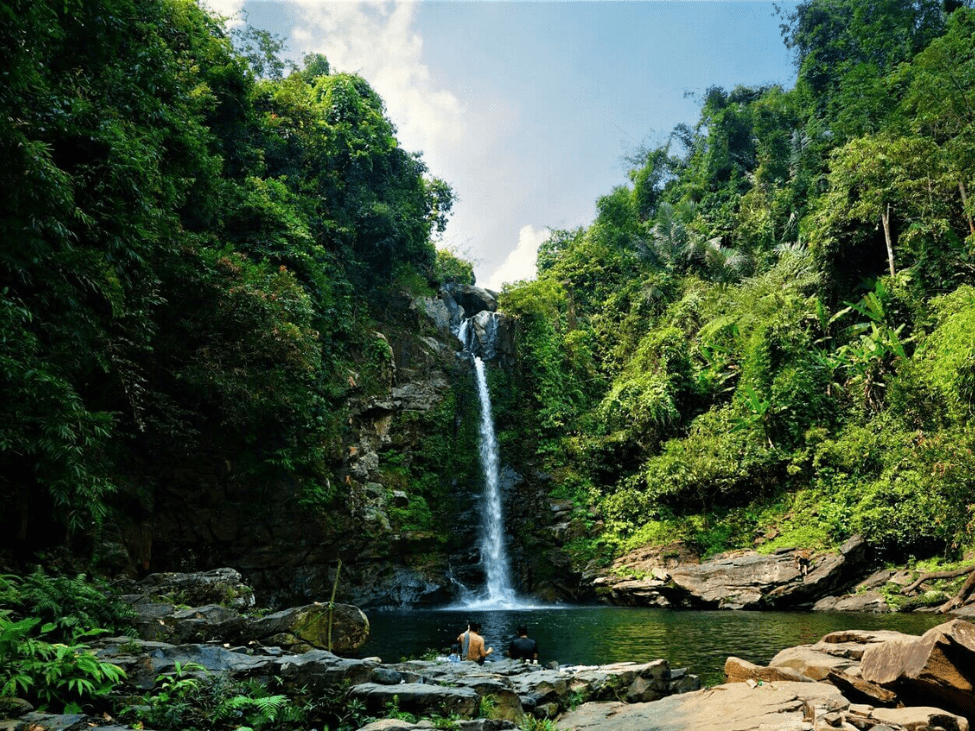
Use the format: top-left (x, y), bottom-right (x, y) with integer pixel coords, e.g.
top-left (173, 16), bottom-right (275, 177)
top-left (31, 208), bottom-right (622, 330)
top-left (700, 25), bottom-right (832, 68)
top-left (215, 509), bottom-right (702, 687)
top-left (724, 656), bottom-right (814, 684)
top-left (768, 644), bottom-right (857, 680)
top-left (556, 681), bottom-right (847, 731)
top-left (870, 706), bottom-right (970, 731)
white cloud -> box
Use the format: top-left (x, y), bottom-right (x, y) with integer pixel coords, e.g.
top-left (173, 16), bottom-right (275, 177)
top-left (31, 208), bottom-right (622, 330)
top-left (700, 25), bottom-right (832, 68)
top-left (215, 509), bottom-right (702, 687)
top-left (201, 0), bottom-right (245, 26)
top-left (483, 225), bottom-right (548, 291)
top-left (288, 1), bottom-right (465, 171)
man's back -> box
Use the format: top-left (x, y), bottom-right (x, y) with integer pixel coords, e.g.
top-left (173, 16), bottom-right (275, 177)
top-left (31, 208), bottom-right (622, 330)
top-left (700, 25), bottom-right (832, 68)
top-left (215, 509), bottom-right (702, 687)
top-left (508, 636), bottom-right (537, 661)
top-left (467, 632), bottom-right (487, 661)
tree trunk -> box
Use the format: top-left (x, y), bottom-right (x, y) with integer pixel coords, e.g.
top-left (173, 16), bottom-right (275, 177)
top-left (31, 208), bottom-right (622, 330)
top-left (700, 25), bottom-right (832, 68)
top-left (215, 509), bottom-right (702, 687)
top-left (880, 204), bottom-right (896, 277)
top-left (901, 564), bottom-right (975, 595)
top-left (960, 181), bottom-right (975, 238)
top-left (938, 568), bottom-right (975, 614)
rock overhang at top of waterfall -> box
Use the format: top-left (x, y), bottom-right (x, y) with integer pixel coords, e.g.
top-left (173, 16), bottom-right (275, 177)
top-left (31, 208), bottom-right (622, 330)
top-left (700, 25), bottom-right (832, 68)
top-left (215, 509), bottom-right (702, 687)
top-left (443, 283), bottom-right (498, 320)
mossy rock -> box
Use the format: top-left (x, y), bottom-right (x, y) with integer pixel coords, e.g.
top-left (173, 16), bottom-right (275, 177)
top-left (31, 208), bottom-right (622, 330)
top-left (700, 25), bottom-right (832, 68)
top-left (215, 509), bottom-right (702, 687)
top-left (247, 603), bottom-right (370, 654)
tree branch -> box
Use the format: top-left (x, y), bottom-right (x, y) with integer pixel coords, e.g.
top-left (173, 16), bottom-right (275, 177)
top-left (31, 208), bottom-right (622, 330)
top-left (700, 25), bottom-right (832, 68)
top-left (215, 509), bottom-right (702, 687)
top-left (938, 569), bottom-right (975, 615)
top-left (901, 564), bottom-right (975, 595)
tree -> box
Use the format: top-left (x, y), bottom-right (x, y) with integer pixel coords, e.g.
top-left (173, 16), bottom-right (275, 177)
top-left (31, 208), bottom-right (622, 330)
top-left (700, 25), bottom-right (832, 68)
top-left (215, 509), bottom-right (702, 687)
top-left (898, 7), bottom-right (975, 239)
top-left (812, 133), bottom-right (946, 278)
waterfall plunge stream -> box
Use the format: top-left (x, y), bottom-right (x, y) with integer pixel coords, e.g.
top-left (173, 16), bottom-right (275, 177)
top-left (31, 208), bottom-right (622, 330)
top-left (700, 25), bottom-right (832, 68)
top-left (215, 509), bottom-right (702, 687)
top-left (457, 316), bottom-right (519, 608)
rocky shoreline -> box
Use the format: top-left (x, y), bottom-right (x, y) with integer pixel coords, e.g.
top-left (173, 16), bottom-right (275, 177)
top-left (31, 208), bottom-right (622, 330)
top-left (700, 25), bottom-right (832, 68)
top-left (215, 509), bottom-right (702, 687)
top-left (559, 618), bottom-right (975, 731)
top-left (592, 536), bottom-right (975, 616)
top-left (4, 568), bottom-right (975, 731)
top-left (5, 617), bottom-right (974, 731)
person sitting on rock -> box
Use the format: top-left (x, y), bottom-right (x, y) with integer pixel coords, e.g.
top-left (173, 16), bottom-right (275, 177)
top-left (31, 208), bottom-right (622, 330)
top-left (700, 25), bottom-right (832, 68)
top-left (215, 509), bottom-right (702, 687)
top-left (507, 624), bottom-right (538, 664)
top-left (795, 549), bottom-right (812, 578)
top-left (457, 621), bottom-right (493, 664)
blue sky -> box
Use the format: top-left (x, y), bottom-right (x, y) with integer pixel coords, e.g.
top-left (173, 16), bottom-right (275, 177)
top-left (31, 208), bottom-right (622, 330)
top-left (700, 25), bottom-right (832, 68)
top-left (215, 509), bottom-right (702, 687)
top-left (207, 1), bottom-right (800, 289)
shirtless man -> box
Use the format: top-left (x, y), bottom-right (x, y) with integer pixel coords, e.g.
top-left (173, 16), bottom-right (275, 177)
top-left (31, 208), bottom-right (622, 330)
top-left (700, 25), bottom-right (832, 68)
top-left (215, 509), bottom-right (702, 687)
top-left (457, 621), bottom-right (493, 663)
top-left (795, 549), bottom-right (812, 578)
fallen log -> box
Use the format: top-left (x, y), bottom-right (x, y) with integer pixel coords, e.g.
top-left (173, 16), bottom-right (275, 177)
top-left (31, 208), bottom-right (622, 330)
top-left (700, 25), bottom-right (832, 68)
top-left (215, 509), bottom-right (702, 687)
top-left (938, 569), bottom-right (975, 614)
top-left (900, 564), bottom-right (975, 595)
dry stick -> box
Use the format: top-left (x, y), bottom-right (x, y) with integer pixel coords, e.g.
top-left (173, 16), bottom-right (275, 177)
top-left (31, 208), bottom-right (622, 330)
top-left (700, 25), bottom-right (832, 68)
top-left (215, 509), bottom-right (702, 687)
top-left (881, 203), bottom-right (896, 278)
top-left (938, 569), bottom-right (975, 615)
top-left (901, 563), bottom-right (975, 595)
top-left (327, 558), bottom-right (343, 652)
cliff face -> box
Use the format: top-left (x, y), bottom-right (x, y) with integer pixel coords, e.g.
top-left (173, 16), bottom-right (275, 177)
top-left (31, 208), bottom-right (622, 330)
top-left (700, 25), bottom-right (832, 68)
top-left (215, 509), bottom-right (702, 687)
top-left (97, 282), bottom-right (592, 608)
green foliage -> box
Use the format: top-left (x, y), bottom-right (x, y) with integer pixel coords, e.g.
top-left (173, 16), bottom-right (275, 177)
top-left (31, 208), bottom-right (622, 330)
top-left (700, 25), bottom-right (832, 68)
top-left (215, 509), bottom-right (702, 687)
top-left (434, 247), bottom-right (476, 285)
top-left (0, 0), bottom-right (455, 548)
top-left (500, 0), bottom-right (975, 570)
top-left (0, 616), bottom-right (126, 713)
top-left (520, 718), bottom-right (559, 731)
top-left (0, 570), bottom-right (133, 712)
top-left (0, 569), bottom-right (135, 641)
top-left (477, 693), bottom-right (499, 718)
top-left (125, 664), bottom-right (313, 731)
top-left (912, 286), bottom-right (975, 421)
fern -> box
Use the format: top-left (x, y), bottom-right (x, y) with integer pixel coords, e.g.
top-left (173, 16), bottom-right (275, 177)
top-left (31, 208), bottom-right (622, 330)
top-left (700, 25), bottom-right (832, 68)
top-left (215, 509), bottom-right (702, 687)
top-left (217, 693), bottom-right (291, 728)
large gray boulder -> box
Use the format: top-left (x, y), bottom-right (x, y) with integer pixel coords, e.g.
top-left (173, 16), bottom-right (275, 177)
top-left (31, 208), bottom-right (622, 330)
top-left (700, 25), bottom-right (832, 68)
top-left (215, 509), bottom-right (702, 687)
top-left (92, 637), bottom-right (375, 693)
top-left (244, 602), bottom-right (370, 653)
top-left (443, 283), bottom-right (497, 319)
top-left (124, 600), bottom-right (369, 654)
top-left (132, 567), bottom-right (255, 609)
top-left (861, 619), bottom-right (975, 720)
top-left (597, 536), bottom-right (870, 609)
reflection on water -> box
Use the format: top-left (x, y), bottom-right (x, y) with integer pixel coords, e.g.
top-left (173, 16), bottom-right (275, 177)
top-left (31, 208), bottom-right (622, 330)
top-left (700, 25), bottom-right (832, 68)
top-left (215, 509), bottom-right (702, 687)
top-left (357, 606), bottom-right (946, 685)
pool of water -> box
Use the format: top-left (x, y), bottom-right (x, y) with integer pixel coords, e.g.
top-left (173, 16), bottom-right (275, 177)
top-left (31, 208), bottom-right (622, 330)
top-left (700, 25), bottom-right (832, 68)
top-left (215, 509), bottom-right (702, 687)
top-left (357, 606), bottom-right (946, 685)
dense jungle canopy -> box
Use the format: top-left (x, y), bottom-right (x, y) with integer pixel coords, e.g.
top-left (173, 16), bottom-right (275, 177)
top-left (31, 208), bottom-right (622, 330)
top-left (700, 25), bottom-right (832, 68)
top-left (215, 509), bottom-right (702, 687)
top-left (2, 0), bottom-right (975, 572)
top-left (0, 0), bottom-right (463, 553)
top-left (495, 0), bottom-right (975, 563)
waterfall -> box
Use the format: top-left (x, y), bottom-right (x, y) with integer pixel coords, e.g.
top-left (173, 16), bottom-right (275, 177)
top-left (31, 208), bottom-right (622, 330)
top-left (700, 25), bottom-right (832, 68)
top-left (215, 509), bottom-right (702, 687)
top-left (456, 314), bottom-right (517, 607)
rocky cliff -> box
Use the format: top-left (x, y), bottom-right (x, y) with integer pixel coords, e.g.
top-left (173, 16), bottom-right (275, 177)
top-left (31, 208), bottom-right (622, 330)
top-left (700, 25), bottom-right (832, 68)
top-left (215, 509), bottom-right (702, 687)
top-left (98, 282), bottom-right (585, 609)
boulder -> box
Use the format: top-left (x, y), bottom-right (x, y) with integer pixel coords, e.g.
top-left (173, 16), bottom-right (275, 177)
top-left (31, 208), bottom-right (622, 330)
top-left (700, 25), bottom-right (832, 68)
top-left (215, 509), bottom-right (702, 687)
top-left (357, 722), bottom-right (516, 731)
top-left (724, 656), bottom-right (814, 684)
top-left (653, 536), bottom-right (870, 610)
top-left (443, 284), bottom-right (497, 318)
top-left (92, 637), bottom-right (375, 693)
top-left (559, 660), bottom-right (698, 703)
top-left (668, 551), bottom-right (798, 609)
top-left (768, 644), bottom-right (858, 680)
top-left (861, 619), bottom-right (975, 720)
top-left (825, 668), bottom-right (899, 707)
top-left (123, 599), bottom-right (369, 654)
top-left (508, 669), bottom-right (567, 706)
top-left (813, 590), bottom-right (890, 613)
top-left (13, 713), bottom-right (118, 731)
top-left (135, 568), bottom-right (255, 610)
top-left (819, 629), bottom-right (917, 648)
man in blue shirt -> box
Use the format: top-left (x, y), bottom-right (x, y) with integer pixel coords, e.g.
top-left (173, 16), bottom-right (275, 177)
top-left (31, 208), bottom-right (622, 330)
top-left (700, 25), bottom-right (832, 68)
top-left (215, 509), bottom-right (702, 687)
top-left (507, 624), bottom-right (538, 664)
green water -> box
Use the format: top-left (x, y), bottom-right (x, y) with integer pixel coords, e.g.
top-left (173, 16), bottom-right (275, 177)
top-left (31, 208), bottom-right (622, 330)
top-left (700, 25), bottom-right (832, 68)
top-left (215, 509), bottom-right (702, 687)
top-left (358, 606), bottom-right (946, 685)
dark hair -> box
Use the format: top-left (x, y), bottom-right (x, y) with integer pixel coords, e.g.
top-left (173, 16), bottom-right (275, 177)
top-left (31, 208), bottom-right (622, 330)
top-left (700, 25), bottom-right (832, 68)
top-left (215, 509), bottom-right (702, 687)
top-left (470, 621), bottom-right (482, 632)
top-left (517, 624), bottom-right (528, 636)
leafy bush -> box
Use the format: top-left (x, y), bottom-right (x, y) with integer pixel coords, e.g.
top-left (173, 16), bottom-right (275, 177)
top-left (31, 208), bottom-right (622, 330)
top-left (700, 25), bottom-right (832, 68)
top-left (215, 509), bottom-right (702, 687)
top-left (0, 615), bottom-right (126, 713)
top-left (0, 568), bottom-right (135, 640)
top-left (124, 663), bottom-right (312, 731)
